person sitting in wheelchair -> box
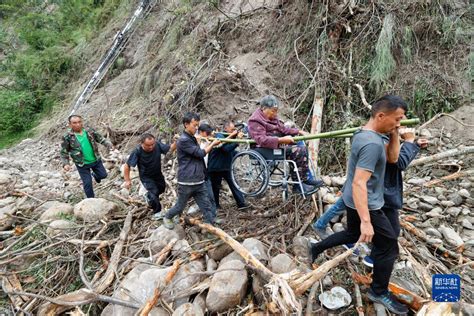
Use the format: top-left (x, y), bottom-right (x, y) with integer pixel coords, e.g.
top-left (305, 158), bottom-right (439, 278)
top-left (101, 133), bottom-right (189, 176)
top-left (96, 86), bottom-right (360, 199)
top-left (248, 95), bottom-right (324, 195)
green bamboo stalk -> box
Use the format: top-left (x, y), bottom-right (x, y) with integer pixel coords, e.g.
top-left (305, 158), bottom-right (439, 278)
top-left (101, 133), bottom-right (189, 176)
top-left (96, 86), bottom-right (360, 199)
top-left (210, 118), bottom-right (419, 144)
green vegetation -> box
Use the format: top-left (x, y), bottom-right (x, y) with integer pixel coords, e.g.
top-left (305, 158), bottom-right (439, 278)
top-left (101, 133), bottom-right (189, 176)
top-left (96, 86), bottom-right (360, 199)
top-left (0, 0), bottom-right (124, 148)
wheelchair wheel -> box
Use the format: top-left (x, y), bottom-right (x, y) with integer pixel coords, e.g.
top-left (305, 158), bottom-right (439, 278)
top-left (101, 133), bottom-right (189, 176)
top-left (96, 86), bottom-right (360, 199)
top-left (231, 150), bottom-right (269, 197)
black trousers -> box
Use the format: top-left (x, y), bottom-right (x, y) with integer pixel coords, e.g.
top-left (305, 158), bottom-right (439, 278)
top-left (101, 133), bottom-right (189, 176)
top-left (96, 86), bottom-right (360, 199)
top-left (312, 206), bottom-right (400, 295)
top-left (76, 160), bottom-right (108, 198)
top-left (141, 177), bottom-right (166, 213)
top-left (208, 171), bottom-right (246, 208)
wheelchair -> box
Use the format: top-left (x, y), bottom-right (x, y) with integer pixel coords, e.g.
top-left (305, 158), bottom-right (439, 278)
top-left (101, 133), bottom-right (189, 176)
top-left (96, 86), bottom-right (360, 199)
top-left (230, 145), bottom-right (316, 201)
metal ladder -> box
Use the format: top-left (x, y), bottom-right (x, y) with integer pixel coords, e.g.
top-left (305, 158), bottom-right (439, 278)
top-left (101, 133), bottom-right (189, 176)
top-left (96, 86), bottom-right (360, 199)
top-left (69, 0), bottom-right (158, 116)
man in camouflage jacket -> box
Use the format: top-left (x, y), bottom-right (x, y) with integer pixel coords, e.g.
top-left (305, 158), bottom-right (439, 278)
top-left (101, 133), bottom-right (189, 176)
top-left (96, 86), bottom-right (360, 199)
top-left (60, 115), bottom-right (113, 198)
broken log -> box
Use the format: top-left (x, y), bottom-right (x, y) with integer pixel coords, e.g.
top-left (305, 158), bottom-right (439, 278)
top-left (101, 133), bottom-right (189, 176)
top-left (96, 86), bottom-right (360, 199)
top-left (411, 146), bottom-right (474, 167)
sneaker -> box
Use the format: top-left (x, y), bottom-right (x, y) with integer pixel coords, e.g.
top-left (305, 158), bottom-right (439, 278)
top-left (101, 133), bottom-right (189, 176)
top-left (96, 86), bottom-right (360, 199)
top-left (362, 256), bottom-right (374, 268)
top-left (293, 183), bottom-right (318, 195)
top-left (304, 178), bottom-right (324, 188)
top-left (311, 224), bottom-right (331, 240)
top-left (163, 217), bottom-right (175, 230)
top-left (367, 289), bottom-right (409, 315)
top-left (342, 243), bottom-right (360, 256)
top-left (152, 212), bottom-right (165, 220)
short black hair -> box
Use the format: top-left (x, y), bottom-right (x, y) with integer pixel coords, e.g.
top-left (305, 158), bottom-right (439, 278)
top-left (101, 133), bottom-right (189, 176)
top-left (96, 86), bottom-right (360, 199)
top-left (140, 133), bottom-right (155, 143)
top-left (68, 114), bottom-right (82, 122)
top-left (371, 95), bottom-right (408, 118)
top-left (224, 121), bottom-right (234, 129)
top-left (198, 123), bottom-right (213, 134)
top-left (182, 112), bottom-right (200, 126)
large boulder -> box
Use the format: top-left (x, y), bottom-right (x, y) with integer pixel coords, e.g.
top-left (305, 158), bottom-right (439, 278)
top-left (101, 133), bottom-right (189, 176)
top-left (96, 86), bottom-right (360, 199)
top-left (149, 225), bottom-right (186, 254)
top-left (438, 225), bottom-right (464, 247)
top-left (242, 238), bottom-right (269, 262)
top-left (39, 201), bottom-right (74, 223)
top-left (220, 251), bottom-right (244, 265)
top-left (46, 220), bottom-right (77, 236)
top-left (206, 260), bottom-right (248, 313)
top-left (73, 198), bottom-right (119, 222)
top-left (269, 254), bottom-right (296, 274)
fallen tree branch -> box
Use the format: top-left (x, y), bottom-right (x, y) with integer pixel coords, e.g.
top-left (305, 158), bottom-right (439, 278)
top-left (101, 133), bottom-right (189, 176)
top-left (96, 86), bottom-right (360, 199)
top-left (353, 84), bottom-right (371, 110)
top-left (411, 146), bottom-right (474, 167)
top-left (136, 259), bottom-right (182, 316)
top-left (38, 209), bottom-right (135, 315)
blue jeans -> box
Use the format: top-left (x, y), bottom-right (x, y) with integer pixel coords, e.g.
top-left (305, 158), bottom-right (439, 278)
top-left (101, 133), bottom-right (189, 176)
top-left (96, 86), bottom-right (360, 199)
top-left (76, 160), bottom-right (108, 198)
top-left (313, 197), bottom-right (346, 229)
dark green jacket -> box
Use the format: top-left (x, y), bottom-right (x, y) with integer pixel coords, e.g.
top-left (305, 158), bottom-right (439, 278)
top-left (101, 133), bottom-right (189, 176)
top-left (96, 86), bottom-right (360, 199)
top-left (60, 127), bottom-right (112, 167)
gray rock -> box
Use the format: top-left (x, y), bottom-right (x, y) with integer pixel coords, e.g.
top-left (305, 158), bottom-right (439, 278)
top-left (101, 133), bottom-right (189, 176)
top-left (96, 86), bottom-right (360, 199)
top-left (39, 201), bottom-right (73, 222)
top-left (407, 178), bottom-right (426, 185)
top-left (458, 189), bottom-right (471, 199)
top-left (440, 200), bottom-right (456, 207)
top-left (46, 220), bottom-right (76, 236)
top-left (220, 251), bottom-right (244, 265)
top-left (439, 225), bottom-right (464, 247)
top-left (318, 286), bottom-right (351, 310)
top-left (446, 207), bottom-right (462, 217)
top-left (426, 238), bottom-right (443, 245)
top-left (332, 222), bottom-right (345, 233)
top-left (292, 236), bottom-right (310, 262)
top-left (421, 196), bottom-right (439, 205)
top-left (418, 202), bottom-right (434, 211)
top-left (208, 243), bottom-right (233, 261)
top-left (0, 204), bottom-right (16, 231)
top-left (323, 193), bottom-right (336, 204)
top-left (193, 293), bottom-right (207, 312)
top-left (149, 225), bottom-right (185, 254)
top-left (269, 253), bottom-right (296, 274)
top-left (169, 261), bottom-right (205, 299)
top-left (424, 228), bottom-right (442, 238)
top-left (206, 260), bottom-right (248, 313)
top-left (206, 258), bottom-right (217, 272)
top-left (462, 209), bottom-right (471, 216)
top-left (459, 181), bottom-right (471, 189)
top-left (425, 207), bottom-right (444, 218)
top-left (462, 219), bottom-right (473, 230)
top-left (321, 176), bottom-right (332, 186)
top-left (437, 195), bottom-right (447, 201)
top-left (172, 303), bottom-right (204, 316)
top-left (434, 187), bottom-right (447, 195)
top-left (448, 193), bottom-right (463, 206)
top-left (331, 176), bottom-right (346, 187)
top-left (0, 197), bottom-right (15, 208)
top-left (172, 239), bottom-right (191, 258)
top-left (242, 238), bottom-right (269, 262)
top-left (73, 198), bottom-right (119, 222)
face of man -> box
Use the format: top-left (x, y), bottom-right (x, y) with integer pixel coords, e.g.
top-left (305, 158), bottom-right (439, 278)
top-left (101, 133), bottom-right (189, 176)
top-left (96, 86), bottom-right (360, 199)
top-left (199, 130), bottom-right (210, 137)
top-left (141, 137), bottom-right (156, 152)
top-left (262, 107), bottom-right (278, 120)
top-left (224, 123), bottom-right (235, 133)
top-left (185, 118), bottom-right (200, 135)
top-left (376, 108), bottom-right (406, 133)
top-left (69, 116), bottom-right (83, 133)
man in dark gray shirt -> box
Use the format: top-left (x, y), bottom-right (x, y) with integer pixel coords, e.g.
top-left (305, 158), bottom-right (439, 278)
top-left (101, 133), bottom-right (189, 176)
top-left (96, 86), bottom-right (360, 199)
top-left (309, 95), bottom-right (409, 315)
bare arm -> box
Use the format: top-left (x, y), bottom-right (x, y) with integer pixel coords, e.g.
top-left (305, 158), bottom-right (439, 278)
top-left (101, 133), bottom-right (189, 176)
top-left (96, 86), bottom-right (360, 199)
top-left (123, 164), bottom-right (132, 190)
top-left (352, 168), bottom-right (374, 242)
top-left (385, 129), bottom-right (400, 163)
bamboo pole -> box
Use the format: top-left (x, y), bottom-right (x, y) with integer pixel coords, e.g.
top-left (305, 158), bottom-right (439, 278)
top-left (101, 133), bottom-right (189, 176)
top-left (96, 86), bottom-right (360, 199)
top-left (209, 119), bottom-right (420, 144)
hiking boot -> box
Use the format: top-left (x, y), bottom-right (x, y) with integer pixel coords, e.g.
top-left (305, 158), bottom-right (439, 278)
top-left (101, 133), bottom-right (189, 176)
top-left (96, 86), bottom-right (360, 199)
top-left (367, 289), bottom-right (409, 315)
top-left (293, 183), bottom-right (318, 195)
top-left (163, 217), bottom-right (175, 230)
top-left (311, 224), bottom-right (331, 240)
top-left (362, 256), bottom-right (374, 268)
top-left (304, 178), bottom-right (324, 188)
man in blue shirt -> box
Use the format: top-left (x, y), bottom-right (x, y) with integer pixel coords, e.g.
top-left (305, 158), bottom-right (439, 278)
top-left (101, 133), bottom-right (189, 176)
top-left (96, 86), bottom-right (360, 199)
top-left (208, 121), bottom-right (248, 210)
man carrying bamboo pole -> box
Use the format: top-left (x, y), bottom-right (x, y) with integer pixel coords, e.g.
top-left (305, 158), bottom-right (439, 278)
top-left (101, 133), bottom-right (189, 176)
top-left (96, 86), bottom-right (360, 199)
top-left (309, 95), bottom-right (410, 315)
top-left (248, 95), bottom-right (324, 195)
